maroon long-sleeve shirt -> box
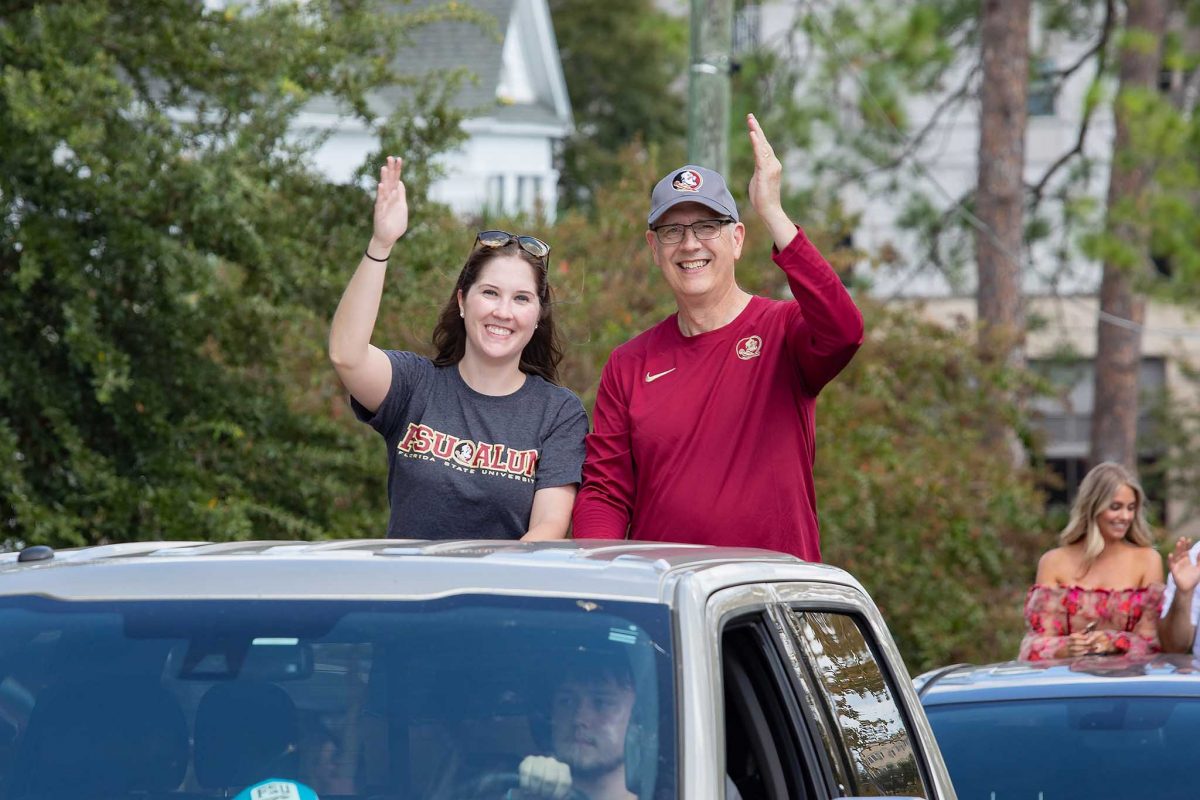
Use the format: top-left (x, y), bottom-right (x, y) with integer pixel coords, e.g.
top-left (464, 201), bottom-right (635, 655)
top-left (571, 228), bottom-right (864, 561)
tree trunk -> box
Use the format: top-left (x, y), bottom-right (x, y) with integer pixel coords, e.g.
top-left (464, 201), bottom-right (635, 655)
top-left (975, 0), bottom-right (1031, 458)
top-left (1090, 0), bottom-right (1168, 470)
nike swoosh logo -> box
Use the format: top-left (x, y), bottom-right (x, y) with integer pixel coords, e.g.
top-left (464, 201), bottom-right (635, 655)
top-left (645, 368), bottom-right (676, 383)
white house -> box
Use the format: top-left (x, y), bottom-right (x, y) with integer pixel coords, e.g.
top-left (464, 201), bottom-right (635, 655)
top-left (298, 0), bottom-right (573, 219)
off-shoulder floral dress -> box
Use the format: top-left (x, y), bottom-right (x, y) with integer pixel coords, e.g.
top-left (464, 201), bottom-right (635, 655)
top-left (1018, 583), bottom-right (1165, 661)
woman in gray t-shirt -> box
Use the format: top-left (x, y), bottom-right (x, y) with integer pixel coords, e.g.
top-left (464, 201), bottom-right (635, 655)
top-left (329, 156), bottom-right (587, 540)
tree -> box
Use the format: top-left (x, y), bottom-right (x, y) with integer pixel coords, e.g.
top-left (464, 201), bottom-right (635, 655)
top-left (1090, 0), bottom-right (1170, 469)
top-left (975, 3), bottom-right (1030, 367)
top-left (547, 0), bottom-right (689, 209)
top-left (976, 0), bottom-right (1031, 460)
top-left (743, 1), bottom-right (1198, 482)
top-left (0, 0), bottom-right (468, 547)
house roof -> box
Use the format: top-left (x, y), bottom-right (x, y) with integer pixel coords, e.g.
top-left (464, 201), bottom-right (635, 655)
top-left (374, 0), bottom-right (572, 131)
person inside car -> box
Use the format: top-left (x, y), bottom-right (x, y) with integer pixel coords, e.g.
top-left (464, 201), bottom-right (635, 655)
top-left (515, 655), bottom-right (638, 800)
top-left (514, 655), bottom-right (741, 800)
top-left (329, 156), bottom-right (587, 541)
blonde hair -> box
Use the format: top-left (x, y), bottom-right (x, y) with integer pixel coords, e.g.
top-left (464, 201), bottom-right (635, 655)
top-left (1058, 461), bottom-right (1154, 572)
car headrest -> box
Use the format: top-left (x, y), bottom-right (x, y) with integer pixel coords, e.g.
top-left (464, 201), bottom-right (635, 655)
top-left (194, 680), bottom-right (300, 788)
top-left (9, 678), bottom-right (188, 800)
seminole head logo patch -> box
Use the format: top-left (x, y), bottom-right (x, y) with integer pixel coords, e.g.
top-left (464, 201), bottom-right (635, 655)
top-left (671, 169), bottom-right (703, 193)
top-left (736, 335), bottom-right (763, 360)
top-left (451, 442), bottom-right (476, 466)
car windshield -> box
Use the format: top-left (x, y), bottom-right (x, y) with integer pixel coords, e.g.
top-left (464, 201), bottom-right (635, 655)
top-left (925, 695), bottom-right (1200, 798)
top-left (0, 594), bottom-right (676, 800)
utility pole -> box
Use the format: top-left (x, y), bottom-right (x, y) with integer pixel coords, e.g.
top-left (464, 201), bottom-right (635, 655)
top-left (688, 0), bottom-right (733, 174)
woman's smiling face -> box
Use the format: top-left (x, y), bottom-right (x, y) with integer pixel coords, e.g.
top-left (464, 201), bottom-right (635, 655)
top-left (1097, 484), bottom-right (1137, 542)
top-left (457, 255), bottom-right (542, 368)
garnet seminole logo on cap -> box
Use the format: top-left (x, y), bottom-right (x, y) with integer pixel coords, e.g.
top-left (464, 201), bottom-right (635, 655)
top-left (672, 169), bottom-right (703, 193)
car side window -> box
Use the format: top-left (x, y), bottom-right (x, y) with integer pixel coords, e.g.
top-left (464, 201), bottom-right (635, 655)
top-left (721, 620), bottom-right (818, 800)
top-left (780, 609), bottom-right (928, 798)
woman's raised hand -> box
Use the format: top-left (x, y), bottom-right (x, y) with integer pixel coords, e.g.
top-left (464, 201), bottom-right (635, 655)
top-left (371, 156), bottom-right (408, 251)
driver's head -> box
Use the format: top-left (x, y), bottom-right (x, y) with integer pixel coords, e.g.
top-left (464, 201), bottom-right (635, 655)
top-left (550, 654), bottom-right (635, 778)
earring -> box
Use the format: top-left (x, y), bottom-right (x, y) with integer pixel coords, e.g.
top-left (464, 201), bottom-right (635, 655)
top-left (534, 323), bottom-right (539, 330)
top-left (459, 309), bottom-right (464, 318)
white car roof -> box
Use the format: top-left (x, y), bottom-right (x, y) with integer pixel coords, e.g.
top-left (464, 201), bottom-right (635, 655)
top-left (0, 539), bottom-right (861, 605)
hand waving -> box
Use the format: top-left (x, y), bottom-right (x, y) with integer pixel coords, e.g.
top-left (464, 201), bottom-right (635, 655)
top-left (746, 113), bottom-right (784, 221)
top-left (372, 156), bottom-right (408, 250)
top-left (1168, 537), bottom-right (1200, 594)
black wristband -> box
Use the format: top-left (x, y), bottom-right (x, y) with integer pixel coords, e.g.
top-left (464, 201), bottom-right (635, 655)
top-left (364, 249), bottom-right (389, 263)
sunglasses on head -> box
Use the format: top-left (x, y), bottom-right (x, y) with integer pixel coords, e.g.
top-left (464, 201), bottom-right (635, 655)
top-left (474, 230), bottom-right (551, 263)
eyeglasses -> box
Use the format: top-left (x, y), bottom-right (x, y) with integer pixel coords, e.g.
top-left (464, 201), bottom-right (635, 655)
top-left (649, 219), bottom-right (734, 245)
top-left (474, 230), bottom-right (551, 264)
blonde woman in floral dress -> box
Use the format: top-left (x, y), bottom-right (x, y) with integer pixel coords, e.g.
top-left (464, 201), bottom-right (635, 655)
top-left (1020, 462), bottom-right (1165, 661)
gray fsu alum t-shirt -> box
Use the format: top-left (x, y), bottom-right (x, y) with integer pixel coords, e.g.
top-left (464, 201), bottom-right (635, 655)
top-left (353, 351), bottom-right (588, 540)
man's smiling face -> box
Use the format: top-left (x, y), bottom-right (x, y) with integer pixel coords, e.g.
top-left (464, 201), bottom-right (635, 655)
top-left (645, 202), bottom-right (744, 305)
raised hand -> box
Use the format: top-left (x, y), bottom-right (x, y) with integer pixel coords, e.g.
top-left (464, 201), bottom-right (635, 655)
top-left (1168, 537), bottom-right (1200, 594)
top-left (746, 113), bottom-right (784, 221)
top-left (745, 113), bottom-right (796, 250)
top-left (371, 155), bottom-right (408, 252)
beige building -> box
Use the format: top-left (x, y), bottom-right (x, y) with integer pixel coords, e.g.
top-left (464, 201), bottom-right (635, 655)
top-left (907, 296), bottom-right (1200, 536)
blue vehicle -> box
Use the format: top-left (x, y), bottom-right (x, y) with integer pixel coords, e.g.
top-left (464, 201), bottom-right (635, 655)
top-left (915, 654), bottom-right (1200, 799)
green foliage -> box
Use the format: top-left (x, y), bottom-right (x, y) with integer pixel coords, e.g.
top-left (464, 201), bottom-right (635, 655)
top-left (0, 0), bottom-right (468, 546)
top-left (547, 0), bottom-right (688, 210)
top-left (1079, 63), bottom-right (1200, 300)
top-left (816, 306), bottom-right (1047, 670)
top-left (1144, 358), bottom-right (1200, 529)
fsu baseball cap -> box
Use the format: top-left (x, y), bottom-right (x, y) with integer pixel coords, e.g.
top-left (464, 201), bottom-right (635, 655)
top-left (647, 165), bottom-right (739, 226)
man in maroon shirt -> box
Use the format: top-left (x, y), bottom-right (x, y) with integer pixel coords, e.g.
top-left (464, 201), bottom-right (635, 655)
top-left (570, 114), bottom-right (864, 561)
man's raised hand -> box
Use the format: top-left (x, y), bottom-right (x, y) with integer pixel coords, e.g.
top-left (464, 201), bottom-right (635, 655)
top-left (745, 113), bottom-right (796, 250)
top-left (746, 113), bottom-right (784, 221)
top-left (1168, 537), bottom-right (1200, 594)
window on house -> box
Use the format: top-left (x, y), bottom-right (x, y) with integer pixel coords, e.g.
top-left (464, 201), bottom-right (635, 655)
top-left (1152, 251), bottom-right (1173, 279)
top-left (1030, 357), bottom-right (1167, 520)
top-left (485, 175), bottom-right (506, 214)
top-left (515, 176), bottom-right (543, 215)
top-left (1027, 59), bottom-right (1057, 117)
